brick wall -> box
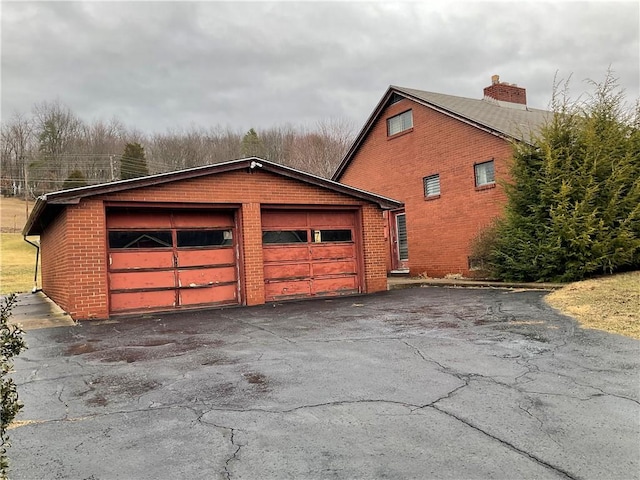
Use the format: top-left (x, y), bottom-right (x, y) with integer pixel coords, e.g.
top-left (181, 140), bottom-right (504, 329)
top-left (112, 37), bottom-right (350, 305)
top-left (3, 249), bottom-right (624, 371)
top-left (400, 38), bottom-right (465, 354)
top-left (40, 209), bottom-right (70, 311)
top-left (484, 82), bottom-right (527, 105)
top-left (42, 169), bottom-right (388, 319)
top-left (340, 98), bottom-right (513, 277)
top-left (360, 204), bottom-right (388, 292)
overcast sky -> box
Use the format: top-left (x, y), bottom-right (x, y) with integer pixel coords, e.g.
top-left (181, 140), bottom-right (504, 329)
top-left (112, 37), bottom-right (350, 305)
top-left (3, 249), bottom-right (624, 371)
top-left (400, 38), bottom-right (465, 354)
top-left (2, 1), bottom-right (638, 134)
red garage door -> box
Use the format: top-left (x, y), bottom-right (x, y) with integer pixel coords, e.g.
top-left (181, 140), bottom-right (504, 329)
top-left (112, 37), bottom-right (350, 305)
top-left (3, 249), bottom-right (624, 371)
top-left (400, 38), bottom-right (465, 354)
top-left (262, 210), bottom-right (360, 301)
top-left (107, 209), bottom-right (239, 314)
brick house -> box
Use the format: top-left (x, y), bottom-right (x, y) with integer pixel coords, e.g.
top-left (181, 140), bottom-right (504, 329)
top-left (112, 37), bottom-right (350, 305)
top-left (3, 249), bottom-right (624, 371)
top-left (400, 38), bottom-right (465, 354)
top-left (23, 158), bottom-right (401, 320)
top-left (333, 76), bottom-right (550, 277)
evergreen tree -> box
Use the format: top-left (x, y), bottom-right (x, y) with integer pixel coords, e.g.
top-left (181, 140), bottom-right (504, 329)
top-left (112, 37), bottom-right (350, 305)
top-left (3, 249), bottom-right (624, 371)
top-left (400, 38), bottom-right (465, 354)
top-left (486, 72), bottom-right (640, 282)
top-left (241, 128), bottom-right (266, 158)
top-left (120, 142), bottom-right (149, 180)
top-left (62, 169), bottom-right (87, 190)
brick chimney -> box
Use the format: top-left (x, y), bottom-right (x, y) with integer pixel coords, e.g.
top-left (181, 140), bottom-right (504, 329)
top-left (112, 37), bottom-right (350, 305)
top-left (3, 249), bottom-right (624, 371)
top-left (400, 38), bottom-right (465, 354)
top-left (483, 75), bottom-right (527, 105)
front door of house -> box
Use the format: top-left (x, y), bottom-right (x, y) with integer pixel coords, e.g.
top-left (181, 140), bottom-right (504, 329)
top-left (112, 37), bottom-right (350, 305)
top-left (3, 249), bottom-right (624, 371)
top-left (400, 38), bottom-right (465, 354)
top-left (391, 211), bottom-right (409, 272)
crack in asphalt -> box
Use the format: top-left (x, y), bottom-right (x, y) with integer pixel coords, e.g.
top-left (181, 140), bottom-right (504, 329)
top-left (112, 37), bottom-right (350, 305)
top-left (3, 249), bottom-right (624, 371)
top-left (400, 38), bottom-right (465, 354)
top-left (517, 399), bottom-right (563, 449)
top-left (430, 404), bottom-right (580, 480)
top-left (197, 417), bottom-right (245, 480)
top-left (400, 339), bottom-right (583, 478)
top-left (234, 317), bottom-right (297, 344)
top-left (525, 367), bottom-right (640, 405)
top-left (200, 399), bottom-right (423, 416)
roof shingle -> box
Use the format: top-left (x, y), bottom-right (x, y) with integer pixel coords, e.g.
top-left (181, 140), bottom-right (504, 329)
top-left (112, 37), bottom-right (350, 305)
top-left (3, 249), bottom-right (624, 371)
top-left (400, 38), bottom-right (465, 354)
top-left (392, 85), bottom-right (550, 143)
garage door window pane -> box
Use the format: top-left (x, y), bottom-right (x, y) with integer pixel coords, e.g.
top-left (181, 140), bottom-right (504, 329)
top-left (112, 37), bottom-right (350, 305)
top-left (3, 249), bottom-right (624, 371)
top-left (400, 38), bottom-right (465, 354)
top-left (262, 230), bottom-right (308, 244)
top-left (313, 230), bottom-right (352, 243)
top-left (177, 230), bottom-right (232, 247)
top-left (109, 231), bottom-right (172, 249)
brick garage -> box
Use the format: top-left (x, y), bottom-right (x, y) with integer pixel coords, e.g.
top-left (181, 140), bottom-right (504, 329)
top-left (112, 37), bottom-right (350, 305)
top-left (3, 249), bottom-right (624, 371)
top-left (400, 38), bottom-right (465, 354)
top-left (23, 158), bottom-right (400, 320)
top-left (333, 77), bottom-right (549, 277)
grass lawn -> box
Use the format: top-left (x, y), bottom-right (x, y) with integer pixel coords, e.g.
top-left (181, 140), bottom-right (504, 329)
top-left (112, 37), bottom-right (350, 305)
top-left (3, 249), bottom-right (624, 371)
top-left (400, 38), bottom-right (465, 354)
top-left (546, 271), bottom-right (640, 339)
top-left (1, 197), bottom-right (40, 294)
top-left (1, 233), bottom-right (40, 294)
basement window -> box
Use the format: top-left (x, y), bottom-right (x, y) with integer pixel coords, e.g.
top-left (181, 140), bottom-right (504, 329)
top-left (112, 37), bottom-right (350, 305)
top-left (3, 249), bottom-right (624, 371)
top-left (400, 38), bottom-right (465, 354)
top-left (475, 160), bottom-right (495, 187)
top-left (387, 110), bottom-right (413, 136)
top-left (108, 231), bottom-right (172, 249)
top-left (423, 174), bottom-right (441, 198)
top-left (262, 230), bottom-right (308, 244)
top-left (468, 257), bottom-right (485, 271)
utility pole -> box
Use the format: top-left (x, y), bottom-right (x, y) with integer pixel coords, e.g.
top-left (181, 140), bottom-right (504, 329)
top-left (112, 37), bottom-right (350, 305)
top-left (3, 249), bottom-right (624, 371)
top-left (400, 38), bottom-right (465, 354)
top-left (23, 155), bottom-right (29, 221)
top-left (109, 155), bottom-right (115, 181)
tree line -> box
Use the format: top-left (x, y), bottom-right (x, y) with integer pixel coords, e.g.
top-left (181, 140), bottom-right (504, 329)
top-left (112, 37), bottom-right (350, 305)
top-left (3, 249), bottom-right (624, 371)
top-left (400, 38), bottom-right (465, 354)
top-left (1, 99), bottom-right (355, 198)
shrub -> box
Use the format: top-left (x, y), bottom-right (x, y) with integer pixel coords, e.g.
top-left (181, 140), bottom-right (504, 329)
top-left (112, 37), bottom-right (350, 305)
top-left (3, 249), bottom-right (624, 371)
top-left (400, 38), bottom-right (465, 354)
top-left (62, 169), bottom-right (88, 190)
top-left (1, 294), bottom-right (27, 479)
top-left (485, 71), bottom-right (640, 282)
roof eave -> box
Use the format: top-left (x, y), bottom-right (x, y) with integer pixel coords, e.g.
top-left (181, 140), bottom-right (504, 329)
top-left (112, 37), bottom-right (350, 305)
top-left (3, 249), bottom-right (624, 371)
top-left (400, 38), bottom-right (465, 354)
top-left (333, 86), bottom-right (539, 180)
top-left (23, 157), bottom-right (402, 235)
top-left (332, 87), bottom-right (397, 181)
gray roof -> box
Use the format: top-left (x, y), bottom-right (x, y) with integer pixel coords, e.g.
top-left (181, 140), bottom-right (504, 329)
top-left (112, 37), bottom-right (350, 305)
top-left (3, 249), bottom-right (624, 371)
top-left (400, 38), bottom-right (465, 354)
top-left (392, 85), bottom-right (551, 142)
top-left (333, 85), bottom-right (551, 181)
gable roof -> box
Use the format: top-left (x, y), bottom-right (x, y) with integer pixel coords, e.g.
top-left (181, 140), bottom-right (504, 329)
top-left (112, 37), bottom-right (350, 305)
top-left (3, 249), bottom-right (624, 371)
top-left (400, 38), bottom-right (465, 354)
top-left (23, 157), bottom-right (402, 236)
top-left (332, 85), bottom-right (551, 181)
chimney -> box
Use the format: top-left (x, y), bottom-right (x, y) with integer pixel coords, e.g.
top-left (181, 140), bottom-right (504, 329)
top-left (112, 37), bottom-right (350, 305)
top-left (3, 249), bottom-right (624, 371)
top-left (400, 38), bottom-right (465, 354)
top-left (484, 75), bottom-right (527, 106)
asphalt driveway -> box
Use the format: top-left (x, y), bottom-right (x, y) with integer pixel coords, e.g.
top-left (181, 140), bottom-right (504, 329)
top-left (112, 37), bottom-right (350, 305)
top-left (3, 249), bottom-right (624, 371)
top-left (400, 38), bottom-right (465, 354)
top-left (8, 287), bottom-right (640, 479)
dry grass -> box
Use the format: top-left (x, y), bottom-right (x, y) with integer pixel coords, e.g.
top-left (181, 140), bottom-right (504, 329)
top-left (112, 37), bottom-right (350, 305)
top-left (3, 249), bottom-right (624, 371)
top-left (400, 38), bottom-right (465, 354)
top-left (546, 271), bottom-right (640, 339)
top-left (0, 196), bottom-right (33, 233)
top-left (1, 233), bottom-right (40, 294)
top-left (1, 197), bottom-right (40, 294)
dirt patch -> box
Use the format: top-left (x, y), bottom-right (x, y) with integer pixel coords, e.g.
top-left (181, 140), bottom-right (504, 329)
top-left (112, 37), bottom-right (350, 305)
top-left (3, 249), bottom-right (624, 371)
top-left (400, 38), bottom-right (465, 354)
top-left (243, 372), bottom-right (269, 392)
top-left (546, 271), bottom-right (640, 339)
top-left (66, 343), bottom-right (98, 355)
top-left (82, 375), bottom-right (161, 406)
top-left (89, 337), bottom-right (212, 363)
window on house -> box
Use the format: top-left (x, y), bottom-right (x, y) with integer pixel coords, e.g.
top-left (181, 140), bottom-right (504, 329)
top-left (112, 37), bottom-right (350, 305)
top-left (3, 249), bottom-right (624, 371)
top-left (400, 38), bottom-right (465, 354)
top-left (396, 214), bottom-right (408, 261)
top-left (387, 110), bottom-right (413, 136)
top-left (423, 174), bottom-right (441, 197)
top-left (468, 257), bottom-right (485, 271)
top-left (475, 160), bottom-right (495, 187)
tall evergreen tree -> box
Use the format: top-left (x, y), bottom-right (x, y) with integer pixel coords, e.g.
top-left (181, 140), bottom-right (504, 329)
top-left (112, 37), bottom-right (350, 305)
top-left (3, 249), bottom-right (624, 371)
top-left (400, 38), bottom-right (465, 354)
top-left (120, 142), bottom-right (149, 180)
top-left (241, 128), bottom-right (266, 158)
top-left (486, 72), bottom-right (640, 282)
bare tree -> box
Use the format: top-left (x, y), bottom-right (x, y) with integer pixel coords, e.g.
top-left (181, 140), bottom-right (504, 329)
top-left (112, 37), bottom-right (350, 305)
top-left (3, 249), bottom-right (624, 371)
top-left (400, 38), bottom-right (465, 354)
top-left (287, 118), bottom-right (355, 177)
top-left (1, 112), bottom-right (34, 197)
top-left (2, 98), bottom-right (357, 192)
top-left (259, 124), bottom-right (297, 165)
top-left (31, 100), bottom-right (84, 193)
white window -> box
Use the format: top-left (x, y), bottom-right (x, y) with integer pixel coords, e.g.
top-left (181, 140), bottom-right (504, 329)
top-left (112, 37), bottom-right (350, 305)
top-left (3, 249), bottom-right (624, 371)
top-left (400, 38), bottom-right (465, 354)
top-left (423, 174), bottom-right (441, 197)
top-left (387, 110), bottom-right (413, 136)
top-left (475, 160), bottom-right (495, 187)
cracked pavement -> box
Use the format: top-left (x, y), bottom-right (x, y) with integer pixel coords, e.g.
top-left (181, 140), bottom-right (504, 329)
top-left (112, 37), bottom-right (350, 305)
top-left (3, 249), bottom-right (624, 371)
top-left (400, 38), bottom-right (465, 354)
top-left (8, 287), bottom-right (640, 479)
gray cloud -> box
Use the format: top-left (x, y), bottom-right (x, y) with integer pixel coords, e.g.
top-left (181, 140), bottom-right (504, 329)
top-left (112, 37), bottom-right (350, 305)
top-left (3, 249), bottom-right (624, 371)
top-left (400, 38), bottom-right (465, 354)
top-left (2, 1), bottom-right (638, 133)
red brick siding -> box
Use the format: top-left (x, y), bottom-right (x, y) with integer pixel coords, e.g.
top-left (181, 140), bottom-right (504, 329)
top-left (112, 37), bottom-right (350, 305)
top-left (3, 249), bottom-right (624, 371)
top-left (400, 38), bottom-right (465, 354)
top-left (43, 169), bottom-right (388, 319)
top-left (40, 209), bottom-right (71, 311)
top-left (360, 204), bottom-right (387, 292)
top-left (240, 202), bottom-right (266, 306)
top-left (340, 98), bottom-right (513, 277)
